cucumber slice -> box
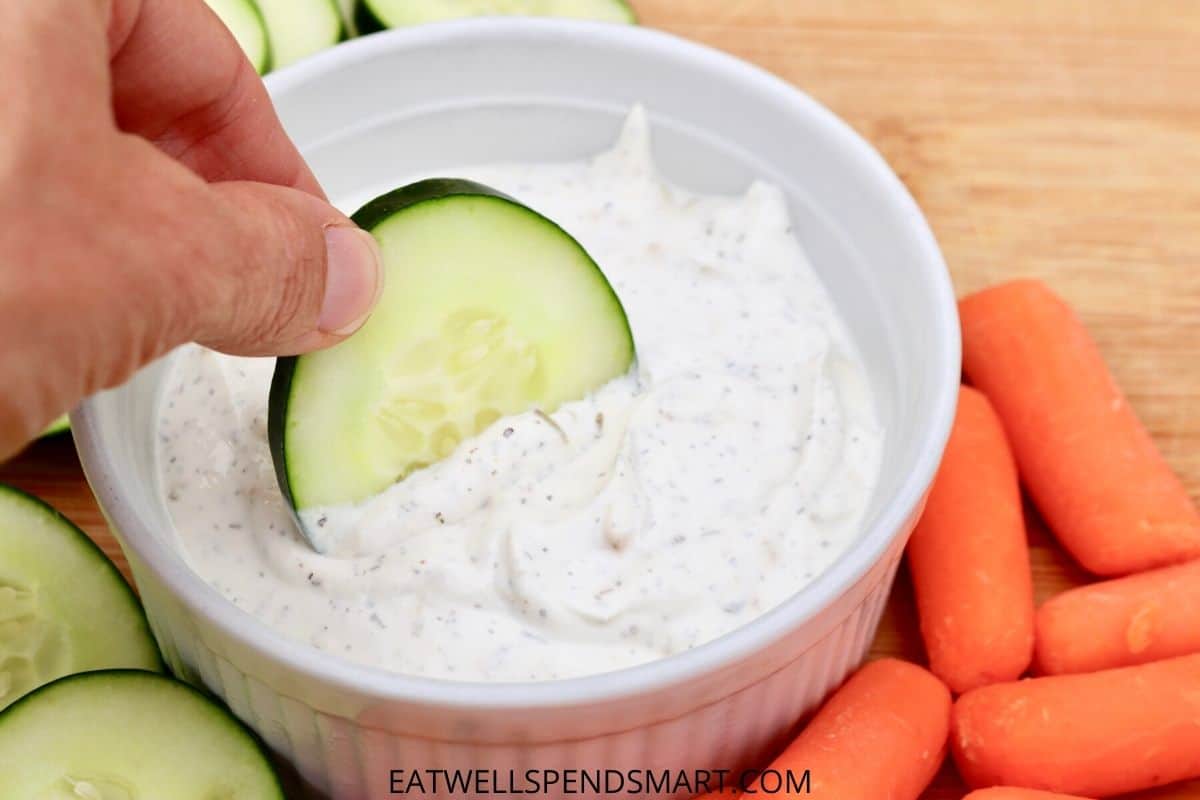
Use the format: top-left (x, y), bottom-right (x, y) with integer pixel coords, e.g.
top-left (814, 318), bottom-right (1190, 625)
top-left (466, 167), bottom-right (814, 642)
top-left (269, 179), bottom-right (634, 515)
top-left (40, 415), bottom-right (69, 438)
top-left (0, 486), bottom-right (161, 711)
top-left (338, 0), bottom-right (358, 33)
top-left (0, 671), bottom-right (283, 799)
top-left (355, 0), bottom-right (637, 32)
top-left (256, 0), bottom-right (344, 70)
top-left (204, 0), bottom-right (272, 74)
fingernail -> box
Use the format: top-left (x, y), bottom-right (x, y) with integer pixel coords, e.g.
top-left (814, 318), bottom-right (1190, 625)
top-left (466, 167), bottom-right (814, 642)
top-left (319, 226), bottom-right (384, 336)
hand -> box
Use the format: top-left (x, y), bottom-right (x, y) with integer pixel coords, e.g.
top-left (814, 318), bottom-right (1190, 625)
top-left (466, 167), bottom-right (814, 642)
top-left (0, 0), bottom-right (384, 457)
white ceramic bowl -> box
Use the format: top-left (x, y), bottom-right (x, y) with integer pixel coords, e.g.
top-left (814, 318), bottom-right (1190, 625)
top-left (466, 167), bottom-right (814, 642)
top-left (74, 19), bottom-right (958, 799)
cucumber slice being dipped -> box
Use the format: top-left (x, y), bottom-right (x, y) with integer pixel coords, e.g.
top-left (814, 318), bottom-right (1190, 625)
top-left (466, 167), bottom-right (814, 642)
top-left (0, 485), bottom-right (161, 711)
top-left (269, 179), bottom-right (634, 518)
top-left (0, 671), bottom-right (282, 799)
top-left (204, 0), bottom-right (272, 74)
top-left (257, 0), bottom-right (345, 69)
top-left (355, 0), bottom-right (636, 32)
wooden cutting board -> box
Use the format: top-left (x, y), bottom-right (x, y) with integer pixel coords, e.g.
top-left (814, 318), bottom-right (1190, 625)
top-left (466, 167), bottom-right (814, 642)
top-left (4, 2), bottom-right (1199, 797)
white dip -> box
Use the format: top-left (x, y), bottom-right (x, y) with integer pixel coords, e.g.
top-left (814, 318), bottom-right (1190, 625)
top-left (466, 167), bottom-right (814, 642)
top-left (157, 109), bottom-right (883, 682)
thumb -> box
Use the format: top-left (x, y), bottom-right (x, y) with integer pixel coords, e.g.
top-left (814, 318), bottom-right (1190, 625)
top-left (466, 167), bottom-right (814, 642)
top-left (0, 126), bottom-right (384, 456)
top-left (189, 180), bottom-right (384, 356)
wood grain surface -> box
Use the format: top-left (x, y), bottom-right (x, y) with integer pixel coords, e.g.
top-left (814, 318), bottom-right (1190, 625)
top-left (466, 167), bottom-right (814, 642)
top-left (4, 2), bottom-right (1199, 797)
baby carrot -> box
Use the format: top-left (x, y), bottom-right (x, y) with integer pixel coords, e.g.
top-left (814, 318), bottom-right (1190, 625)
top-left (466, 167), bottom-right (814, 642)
top-left (907, 385), bottom-right (1034, 693)
top-left (1036, 557), bottom-right (1200, 674)
top-left (951, 653), bottom-right (1200, 797)
top-left (747, 658), bottom-right (950, 800)
top-left (963, 790), bottom-right (1093, 800)
top-left (959, 279), bottom-right (1200, 576)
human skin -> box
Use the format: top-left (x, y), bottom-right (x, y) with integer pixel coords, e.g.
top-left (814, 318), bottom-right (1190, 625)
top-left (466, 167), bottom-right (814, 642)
top-left (0, 0), bottom-right (384, 457)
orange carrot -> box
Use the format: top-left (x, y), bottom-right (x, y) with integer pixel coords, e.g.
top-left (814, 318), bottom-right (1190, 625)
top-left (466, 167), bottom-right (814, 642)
top-left (746, 658), bottom-right (950, 800)
top-left (907, 385), bottom-right (1034, 693)
top-left (951, 653), bottom-right (1200, 797)
top-left (1035, 558), bottom-right (1200, 674)
top-left (963, 790), bottom-right (1093, 800)
top-left (959, 279), bottom-right (1200, 576)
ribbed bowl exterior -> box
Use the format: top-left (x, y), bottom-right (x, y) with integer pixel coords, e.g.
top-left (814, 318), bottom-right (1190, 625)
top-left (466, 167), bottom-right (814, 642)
top-left (122, 508), bottom-right (914, 800)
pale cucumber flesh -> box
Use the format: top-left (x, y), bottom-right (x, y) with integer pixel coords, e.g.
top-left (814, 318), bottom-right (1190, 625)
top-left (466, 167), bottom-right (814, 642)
top-left (270, 179), bottom-right (634, 514)
top-left (357, 0), bottom-right (637, 32)
top-left (40, 415), bottom-right (69, 437)
top-left (0, 671), bottom-right (282, 799)
top-left (0, 486), bottom-right (161, 711)
top-left (256, 0), bottom-right (343, 69)
top-left (204, 0), bottom-right (271, 74)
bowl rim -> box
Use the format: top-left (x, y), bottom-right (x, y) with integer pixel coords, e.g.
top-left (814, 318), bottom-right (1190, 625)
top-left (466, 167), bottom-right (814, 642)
top-left (74, 17), bottom-right (960, 711)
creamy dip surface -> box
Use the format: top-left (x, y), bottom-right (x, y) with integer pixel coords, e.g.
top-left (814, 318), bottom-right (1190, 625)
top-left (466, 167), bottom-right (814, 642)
top-left (157, 109), bottom-right (884, 682)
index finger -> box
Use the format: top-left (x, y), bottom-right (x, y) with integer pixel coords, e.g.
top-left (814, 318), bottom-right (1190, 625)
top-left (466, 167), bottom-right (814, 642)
top-left (106, 0), bottom-right (324, 197)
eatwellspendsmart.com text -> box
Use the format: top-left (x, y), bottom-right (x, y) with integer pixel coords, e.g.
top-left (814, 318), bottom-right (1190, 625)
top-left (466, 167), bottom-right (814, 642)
top-left (389, 768), bottom-right (813, 795)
